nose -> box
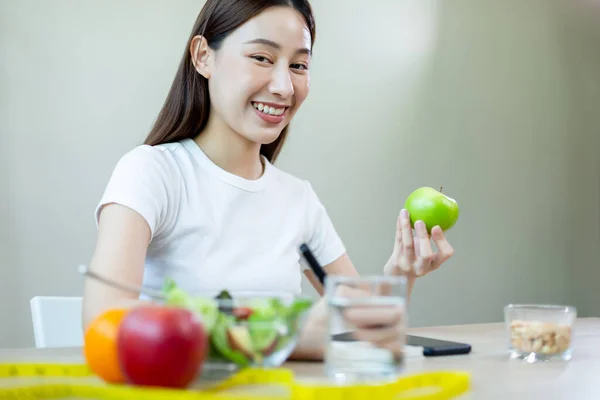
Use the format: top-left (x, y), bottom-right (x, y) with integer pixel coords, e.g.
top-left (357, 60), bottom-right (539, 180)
top-left (268, 64), bottom-right (294, 99)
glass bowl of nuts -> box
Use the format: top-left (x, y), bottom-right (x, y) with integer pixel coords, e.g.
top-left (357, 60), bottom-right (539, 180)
top-left (504, 304), bottom-right (576, 362)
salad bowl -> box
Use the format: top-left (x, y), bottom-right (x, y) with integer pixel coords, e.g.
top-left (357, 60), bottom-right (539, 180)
top-left (161, 280), bottom-right (314, 373)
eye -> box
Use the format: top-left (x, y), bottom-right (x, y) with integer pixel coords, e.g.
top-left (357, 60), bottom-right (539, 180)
top-left (251, 55), bottom-right (272, 63)
top-left (290, 63), bottom-right (308, 71)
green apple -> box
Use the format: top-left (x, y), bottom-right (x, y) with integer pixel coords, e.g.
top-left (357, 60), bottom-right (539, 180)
top-left (404, 186), bottom-right (459, 233)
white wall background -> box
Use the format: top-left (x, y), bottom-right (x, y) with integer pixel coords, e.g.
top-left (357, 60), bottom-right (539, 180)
top-left (1, 0), bottom-right (598, 348)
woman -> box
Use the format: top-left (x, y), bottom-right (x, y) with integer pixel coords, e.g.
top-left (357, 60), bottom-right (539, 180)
top-left (82, 0), bottom-right (454, 360)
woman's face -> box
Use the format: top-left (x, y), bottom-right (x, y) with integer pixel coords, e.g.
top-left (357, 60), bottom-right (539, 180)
top-left (194, 6), bottom-right (312, 146)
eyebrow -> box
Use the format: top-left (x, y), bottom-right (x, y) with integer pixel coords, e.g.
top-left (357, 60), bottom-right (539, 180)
top-left (244, 38), bottom-right (311, 56)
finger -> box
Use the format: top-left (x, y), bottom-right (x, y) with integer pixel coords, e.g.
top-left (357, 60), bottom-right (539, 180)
top-left (413, 220), bottom-right (434, 275)
top-left (343, 304), bottom-right (404, 328)
top-left (353, 323), bottom-right (404, 344)
top-left (413, 233), bottom-right (420, 256)
top-left (392, 212), bottom-right (410, 272)
top-left (335, 284), bottom-right (371, 299)
top-left (400, 209), bottom-right (415, 261)
top-left (374, 339), bottom-right (405, 360)
top-left (394, 212), bottom-right (403, 249)
top-left (430, 226), bottom-right (454, 270)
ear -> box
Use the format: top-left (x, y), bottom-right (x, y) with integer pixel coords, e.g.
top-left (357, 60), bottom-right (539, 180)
top-left (190, 35), bottom-right (212, 79)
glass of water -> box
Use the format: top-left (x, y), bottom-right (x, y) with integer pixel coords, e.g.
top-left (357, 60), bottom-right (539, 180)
top-left (325, 274), bottom-right (408, 383)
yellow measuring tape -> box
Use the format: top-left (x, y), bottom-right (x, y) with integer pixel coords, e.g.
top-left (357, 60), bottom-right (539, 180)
top-left (0, 363), bottom-right (470, 399)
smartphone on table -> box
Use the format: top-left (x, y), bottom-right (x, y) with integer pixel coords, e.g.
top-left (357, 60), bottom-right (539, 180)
top-left (407, 335), bottom-right (472, 357)
top-left (331, 332), bottom-right (471, 357)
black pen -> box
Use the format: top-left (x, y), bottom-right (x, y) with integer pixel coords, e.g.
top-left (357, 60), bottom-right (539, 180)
top-left (299, 243), bottom-right (327, 286)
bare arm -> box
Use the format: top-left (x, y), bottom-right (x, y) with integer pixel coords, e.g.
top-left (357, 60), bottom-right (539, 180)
top-left (302, 270), bottom-right (325, 296)
top-left (303, 253), bottom-right (359, 295)
top-left (303, 253), bottom-right (415, 302)
top-left (81, 204), bottom-right (153, 330)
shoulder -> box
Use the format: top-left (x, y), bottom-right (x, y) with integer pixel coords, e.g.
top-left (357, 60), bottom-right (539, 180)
top-left (269, 166), bottom-right (346, 267)
top-left (265, 164), bottom-right (330, 216)
top-left (114, 142), bottom-right (183, 172)
top-left (97, 142), bottom-right (188, 237)
top-left (110, 142), bottom-right (194, 187)
top-left (265, 162), bottom-right (313, 196)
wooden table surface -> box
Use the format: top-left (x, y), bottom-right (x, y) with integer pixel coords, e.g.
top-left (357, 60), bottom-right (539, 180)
top-left (1, 318), bottom-right (599, 399)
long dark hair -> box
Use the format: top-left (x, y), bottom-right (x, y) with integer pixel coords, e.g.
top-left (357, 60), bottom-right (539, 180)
top-left (143, 0), bottom-right (316, 164)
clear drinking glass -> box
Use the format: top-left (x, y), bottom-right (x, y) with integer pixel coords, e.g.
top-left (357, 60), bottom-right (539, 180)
top-left (504, 304), bottom-right (577, 362)
top-left (325, 275), bottom-right (407, 383)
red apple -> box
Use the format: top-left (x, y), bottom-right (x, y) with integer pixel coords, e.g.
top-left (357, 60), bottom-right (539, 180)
top-left (117, 305), bottom-right (208, 388)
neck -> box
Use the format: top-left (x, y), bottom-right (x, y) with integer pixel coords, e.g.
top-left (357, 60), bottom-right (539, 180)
top-left (195, 112), bottom-right (264, 180)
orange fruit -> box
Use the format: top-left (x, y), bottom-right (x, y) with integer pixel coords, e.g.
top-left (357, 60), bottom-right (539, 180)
top-left (83, 308), bottom-right (129, 383)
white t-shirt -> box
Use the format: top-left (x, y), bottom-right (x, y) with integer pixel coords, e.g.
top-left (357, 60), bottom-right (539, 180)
top-left (95, 138), bottom-right (346, 297)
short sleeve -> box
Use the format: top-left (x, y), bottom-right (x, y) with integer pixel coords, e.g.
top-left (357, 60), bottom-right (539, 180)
top-left (303, 181), bottom-right (346, 269)
top-left (95, 145), bottom-right (178, 239)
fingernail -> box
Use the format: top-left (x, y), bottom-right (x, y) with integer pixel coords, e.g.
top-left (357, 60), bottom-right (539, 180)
top-left (401, 209), bottom-right (409, 218)
top-left (415, 220), bottom-right (425, 230)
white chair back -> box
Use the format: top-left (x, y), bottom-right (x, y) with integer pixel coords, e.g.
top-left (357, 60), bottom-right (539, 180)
top-left (30, 296), bottom-right (84, 348)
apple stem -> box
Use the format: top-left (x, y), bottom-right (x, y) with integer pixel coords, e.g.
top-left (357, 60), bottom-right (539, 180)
top-left (439, 186), bottom-right (443, 193)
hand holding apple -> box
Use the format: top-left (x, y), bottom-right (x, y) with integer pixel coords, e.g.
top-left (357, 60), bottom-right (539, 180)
top-left (384, 187), bottom-right (457, 280)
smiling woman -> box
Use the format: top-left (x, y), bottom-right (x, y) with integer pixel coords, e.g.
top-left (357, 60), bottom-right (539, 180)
top-left (83, 0), bottom-right (455, 362)
top-left (144, 1), bottom-right (315, 163)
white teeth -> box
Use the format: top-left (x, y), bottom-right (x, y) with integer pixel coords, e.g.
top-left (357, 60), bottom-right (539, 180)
top-left (253, 102), bottom-right (285, 116)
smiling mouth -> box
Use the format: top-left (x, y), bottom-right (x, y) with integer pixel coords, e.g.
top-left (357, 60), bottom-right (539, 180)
top-left (251, 102), bottom-right (287, 116)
